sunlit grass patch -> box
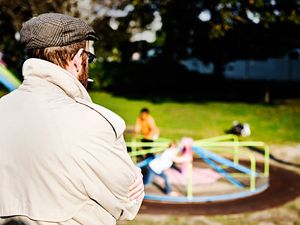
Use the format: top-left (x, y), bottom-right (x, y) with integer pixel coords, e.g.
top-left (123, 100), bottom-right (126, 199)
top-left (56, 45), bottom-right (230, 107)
top-left (89, 92), bottom-right (300, 144)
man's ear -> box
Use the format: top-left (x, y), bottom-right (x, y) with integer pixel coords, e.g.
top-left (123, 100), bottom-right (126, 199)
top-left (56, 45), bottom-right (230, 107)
top-left (72, 48), bottom-right (84, 72)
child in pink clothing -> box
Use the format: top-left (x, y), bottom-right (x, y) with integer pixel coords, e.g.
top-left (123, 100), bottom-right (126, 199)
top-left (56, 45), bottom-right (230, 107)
top-left (179, 137), bottom-right (194, 176)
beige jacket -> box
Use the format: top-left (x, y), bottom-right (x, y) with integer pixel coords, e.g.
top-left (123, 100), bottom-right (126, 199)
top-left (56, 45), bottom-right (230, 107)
top-left (0, 59), bottom-right (143, 224)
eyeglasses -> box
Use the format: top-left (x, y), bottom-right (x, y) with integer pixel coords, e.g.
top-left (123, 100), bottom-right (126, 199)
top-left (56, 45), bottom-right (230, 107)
top-left (82, 50), bottom-right (96, 64)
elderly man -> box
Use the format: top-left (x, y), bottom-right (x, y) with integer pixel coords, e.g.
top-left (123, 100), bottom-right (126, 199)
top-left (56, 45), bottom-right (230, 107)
top-left (0, 13), bottom-right (144, 225)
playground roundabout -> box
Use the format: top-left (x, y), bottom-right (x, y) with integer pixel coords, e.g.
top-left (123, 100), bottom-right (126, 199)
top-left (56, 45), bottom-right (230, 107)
top-left (127, 135), bottom-right (300, 215)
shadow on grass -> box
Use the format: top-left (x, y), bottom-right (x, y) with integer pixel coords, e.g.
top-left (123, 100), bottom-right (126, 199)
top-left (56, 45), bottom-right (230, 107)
top-left (249, 146), bottom-right (300, 168)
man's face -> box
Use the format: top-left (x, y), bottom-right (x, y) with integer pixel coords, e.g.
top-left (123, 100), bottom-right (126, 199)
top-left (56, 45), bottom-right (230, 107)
top-left (78, 52), bottom-right (89, 88)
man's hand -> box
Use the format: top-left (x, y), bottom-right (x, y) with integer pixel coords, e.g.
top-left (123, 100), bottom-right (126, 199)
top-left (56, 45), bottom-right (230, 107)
top-left (128, 168), bottom-right (144, 201)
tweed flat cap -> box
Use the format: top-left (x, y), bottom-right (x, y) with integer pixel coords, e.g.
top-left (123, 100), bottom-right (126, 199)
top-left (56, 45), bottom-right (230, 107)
top-left (20, 13), bottom-right (98, 49)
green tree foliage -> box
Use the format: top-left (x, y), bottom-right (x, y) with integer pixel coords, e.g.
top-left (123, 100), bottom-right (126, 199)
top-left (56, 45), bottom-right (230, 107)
top-left (89, 0), bottom-right (300, 94)
top-left (153, 0), bottom-right (300, 78)
top-left (1, 0), bottom-right (300, 93)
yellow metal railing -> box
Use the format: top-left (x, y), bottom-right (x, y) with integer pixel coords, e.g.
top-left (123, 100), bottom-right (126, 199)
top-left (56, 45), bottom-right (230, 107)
top-left (126, 135), bottom-right (270, 198)
top-left (194, 141), bottom-right (269, 176)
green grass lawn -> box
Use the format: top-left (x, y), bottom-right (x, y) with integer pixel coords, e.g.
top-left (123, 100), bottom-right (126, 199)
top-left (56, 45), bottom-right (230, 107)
top-left (89, 92), bottom-right (300, 145)
top-left (1, 89), bottom-right (298, 144)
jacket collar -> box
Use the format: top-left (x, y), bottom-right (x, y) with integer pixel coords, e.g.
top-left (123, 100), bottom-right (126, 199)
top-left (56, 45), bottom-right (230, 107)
top-left (22, 58), bottom-right (92, 102)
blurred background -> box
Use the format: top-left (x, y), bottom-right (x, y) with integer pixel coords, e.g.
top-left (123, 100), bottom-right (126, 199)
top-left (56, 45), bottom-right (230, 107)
top-left (0, 0), bottom-right (300, 224)
top-left (1, 0), bottom-right (300, 102)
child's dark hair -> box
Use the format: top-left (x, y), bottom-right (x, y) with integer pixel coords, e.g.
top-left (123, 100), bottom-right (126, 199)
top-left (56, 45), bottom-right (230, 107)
top-left (140, 108), bottom-right (150, 113)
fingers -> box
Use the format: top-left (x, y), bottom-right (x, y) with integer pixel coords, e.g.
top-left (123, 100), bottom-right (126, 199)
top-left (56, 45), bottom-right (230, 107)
top-left (128, 168), bottom-right (142, 190)
top-left (128, 168), bottom-right (144, 201)
top-left (128, 183), bottom-right (144, 201)
top-left (128, 176), bottom-right (143, 193)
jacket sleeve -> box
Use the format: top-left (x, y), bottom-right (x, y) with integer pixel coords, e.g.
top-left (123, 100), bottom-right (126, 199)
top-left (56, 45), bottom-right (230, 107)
top-left (75, 106), bottom-right (143, 221)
